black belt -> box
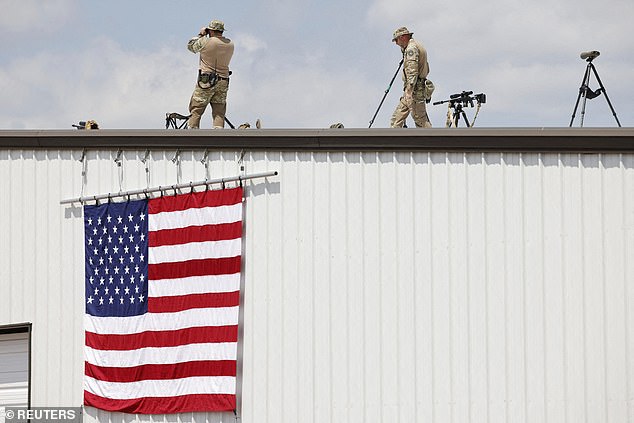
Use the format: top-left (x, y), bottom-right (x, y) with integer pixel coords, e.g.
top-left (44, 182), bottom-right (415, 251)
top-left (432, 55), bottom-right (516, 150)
top-left (199, 70), bottom-right (230, 80)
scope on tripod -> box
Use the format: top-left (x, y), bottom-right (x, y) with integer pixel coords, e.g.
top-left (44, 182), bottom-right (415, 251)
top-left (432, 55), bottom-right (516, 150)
top-left (569, 50), bottom-right (620, 127)
top-left (580, 50), bottom-right (600, 61)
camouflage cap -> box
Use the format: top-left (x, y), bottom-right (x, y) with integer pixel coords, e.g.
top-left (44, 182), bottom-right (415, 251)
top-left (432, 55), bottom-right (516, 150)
top-left (392, 26), bottom-right (413, 41)
top-left (207, 20), bottom-right (225, 32)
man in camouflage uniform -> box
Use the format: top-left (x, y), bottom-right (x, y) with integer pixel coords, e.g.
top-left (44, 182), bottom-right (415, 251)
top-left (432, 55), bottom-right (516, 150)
top-left (390, 26), bottom-right (432, 128)
top-left (187, 20), bottom-right (234, 129)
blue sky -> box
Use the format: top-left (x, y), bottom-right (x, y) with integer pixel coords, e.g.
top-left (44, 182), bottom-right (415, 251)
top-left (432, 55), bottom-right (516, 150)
top-left (1, 0), bottom-right (633, 129)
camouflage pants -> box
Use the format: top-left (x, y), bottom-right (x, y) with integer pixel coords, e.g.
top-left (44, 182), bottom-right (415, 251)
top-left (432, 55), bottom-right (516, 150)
top-left (390, 82), bottom-right (432, 128)
top-left (187, 79), bottom-right (229, 129)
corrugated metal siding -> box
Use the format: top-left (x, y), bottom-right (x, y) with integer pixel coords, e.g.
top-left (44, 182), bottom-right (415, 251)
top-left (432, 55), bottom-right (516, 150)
top-left (0, 150), bottom-right (632, 422)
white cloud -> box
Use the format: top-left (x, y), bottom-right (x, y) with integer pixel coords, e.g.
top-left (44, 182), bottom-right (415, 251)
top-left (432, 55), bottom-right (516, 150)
top-left (0, 0), bottom-right (78, 34)
top-left (0, 38), bottom-right (194, 129)
top-left (234, 33), bottom-right (267, 54)
top-left (228, 66), bottom-right (379, 128)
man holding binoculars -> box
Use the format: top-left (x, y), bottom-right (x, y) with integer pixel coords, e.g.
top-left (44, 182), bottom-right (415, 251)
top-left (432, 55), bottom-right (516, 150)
top-left (186, 19), bottom-right (235, 129)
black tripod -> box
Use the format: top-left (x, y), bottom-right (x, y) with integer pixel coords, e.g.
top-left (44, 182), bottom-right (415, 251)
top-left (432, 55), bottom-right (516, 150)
top-left (569, 51), bottom-right (621, 127)
top-left (447, 103), bottom-right (470, 127)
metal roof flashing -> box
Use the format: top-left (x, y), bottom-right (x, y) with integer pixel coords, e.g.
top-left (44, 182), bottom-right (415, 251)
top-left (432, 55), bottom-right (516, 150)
top-left (0, 128), bottom-right (633, 152)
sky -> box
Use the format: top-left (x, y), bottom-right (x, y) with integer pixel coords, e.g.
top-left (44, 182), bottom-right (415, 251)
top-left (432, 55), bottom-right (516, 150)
top-left (1, 0), bottom-right (633, 130)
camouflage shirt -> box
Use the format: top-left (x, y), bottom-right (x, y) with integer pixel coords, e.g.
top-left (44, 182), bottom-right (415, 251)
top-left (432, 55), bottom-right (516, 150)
top-left (401, 38), bottom-right (429, 89)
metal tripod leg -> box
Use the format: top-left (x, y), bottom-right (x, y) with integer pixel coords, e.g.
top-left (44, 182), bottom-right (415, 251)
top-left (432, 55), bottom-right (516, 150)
top-left (452, 105), bottom-right (470, 127)
top-left (461, 110), bottom-right (471, 127)
top-left (569, 63), bottom-right (592, 127)
top-left (589, 63), bottom-right (622, 127)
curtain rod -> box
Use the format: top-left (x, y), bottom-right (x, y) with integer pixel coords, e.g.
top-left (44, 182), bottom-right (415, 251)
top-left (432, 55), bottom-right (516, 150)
top-left (60, 170), bottom-right (278, 205)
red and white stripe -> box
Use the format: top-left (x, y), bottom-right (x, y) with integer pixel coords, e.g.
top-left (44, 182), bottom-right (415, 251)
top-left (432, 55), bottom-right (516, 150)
top-left (84, 187), bottom-right (243, 414)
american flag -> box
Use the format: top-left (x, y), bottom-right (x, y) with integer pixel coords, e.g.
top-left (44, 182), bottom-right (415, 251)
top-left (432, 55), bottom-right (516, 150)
top-left (83, 187), bottom-right (243, 414)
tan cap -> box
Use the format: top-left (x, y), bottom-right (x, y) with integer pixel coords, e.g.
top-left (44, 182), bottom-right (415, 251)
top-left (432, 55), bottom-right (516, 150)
top-left (207, 20), bottom-right (225, 32)
top-left (392, 26), bottom-right (413, 41)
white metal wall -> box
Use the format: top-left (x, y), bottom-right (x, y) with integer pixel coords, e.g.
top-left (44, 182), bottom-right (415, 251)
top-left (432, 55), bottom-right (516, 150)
top-left (0, 149), bottom-right (632, 423)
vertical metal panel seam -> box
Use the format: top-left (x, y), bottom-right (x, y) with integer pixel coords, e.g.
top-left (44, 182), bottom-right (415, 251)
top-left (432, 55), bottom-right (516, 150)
top-left (6, 151), bottom-right (13, 319)
top-left (395, 152), bottom-right (401, 423)
top-left (245, 150), bottom-right (254, 421)
top-left (261, 150), bottom-right (269, 423)
top-left (518, 151), bottom-right (525, 421)
top-left (447, 152), bottom-right (455, 423)
top-left (579, 153), bottom-right (589, 419)
top-left (360, 151), bottom-right (367, 423)
top-left (482, 152), bottom-right (490, 423)
top-left (52, 151), bottom-right (62, 404)
top-left (600, 154), bottom-right (609, 423)
top-left (509, 152), bottom-right (516, 423)
top-left (43, 151), bottom-right (52, 403)
top-left (411, 152), bottom-right (419, 422)
top-left (344, 152), bottom-right (351, 423)
top-left (327, 152), bottom-right (334, 423)
top-left (22, 149), bottom-right (27, 321)
top-left (427, 151), bottom-right (436, 422)
top-left (464, 152), bottom-right (473, 423)
top-left (311, 152), bottom-right (316, 423)
top-left (29, 150), bottom-right (38, 402)
top-left (558, 153), bottom-right (569, 423)
top-left (21, 151), bottom-right (27, 323)
top-left (388, 151), bottom-right (392, 422)
top-left (278, 151), bottom-right (285, 423)
top-left (378, 151), bottom-right (385, 423)
top-left (46, 151), bottom-right (54, 402)
top-left (294, 151), bottom-right (301, 423)
top-left (248, 152), bottom-right (256, 417)
top-left (70, 151), bottom-right (80, 403)
top-left (27, 150), bottom-right (40, 404)
top-left (622, 153), bottom-right (632, 423)
top-left (540, 154), bottom-right (548, 423)
top-left (71, 155), bottom-right (83, 305)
